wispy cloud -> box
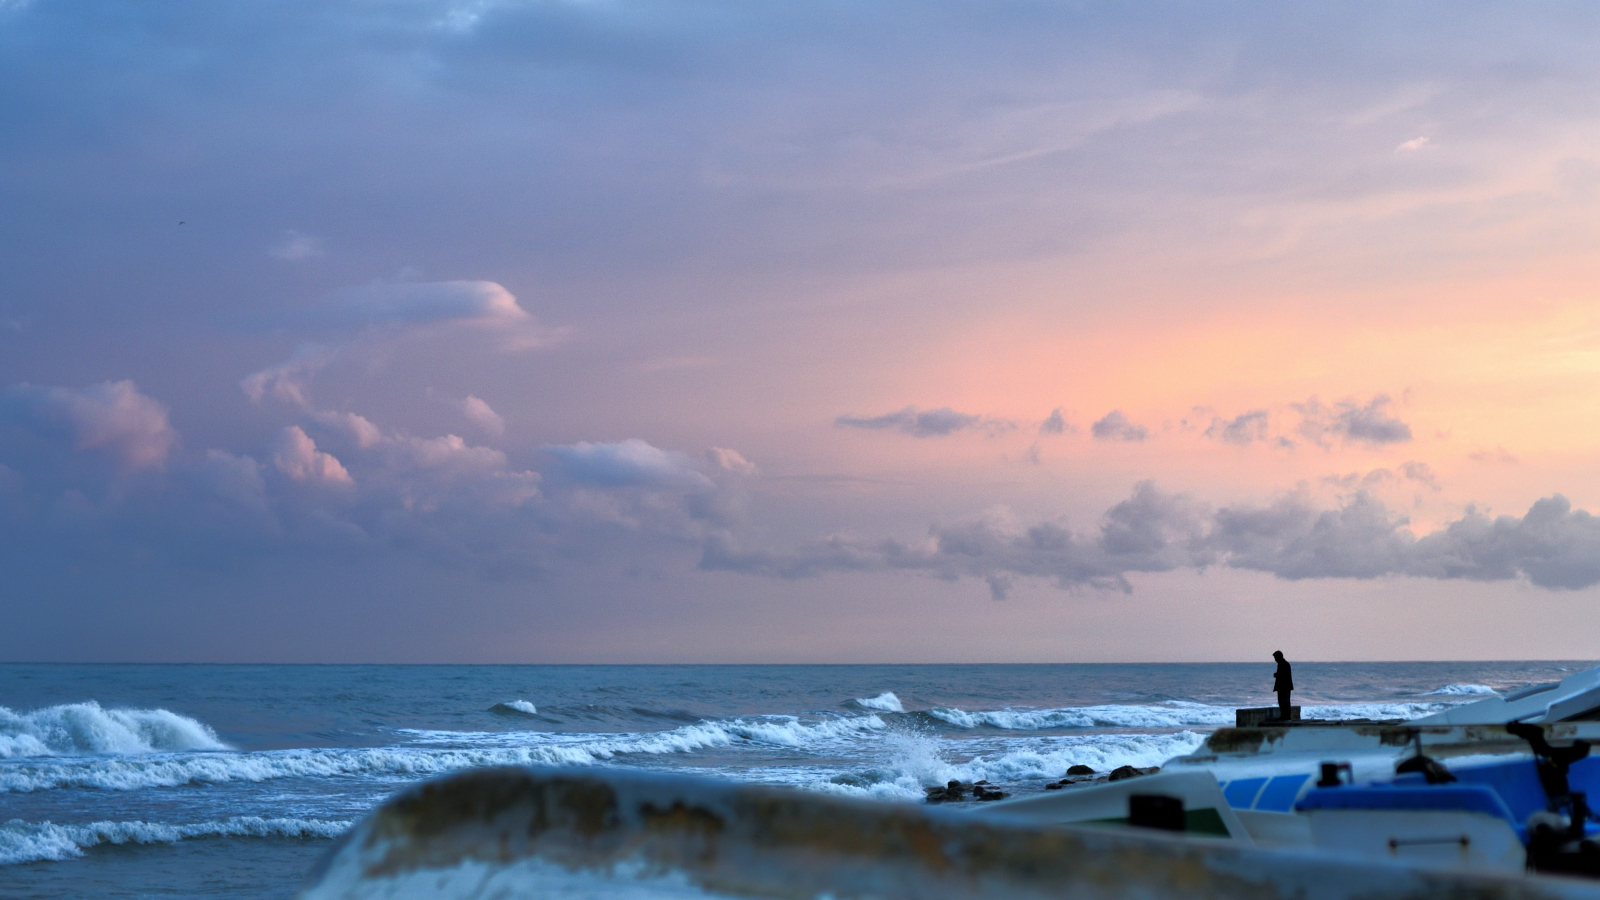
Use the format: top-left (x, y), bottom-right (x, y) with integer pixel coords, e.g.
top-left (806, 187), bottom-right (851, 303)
top-left (836, 406), bottom-right (1015, 438)
top-left (1192, 395), bottom-right (1412, 450)
top-left (268, 229), bottom-right (325, 261)
top-left (1294, 395), bottom-right (1412, 447)
top-left (1091, 410), bottom-right (1149, 442)
top-left (1205, 409), bottom-right (1270, 445)
top-left (1038, 408), bottom-right (1075, 436)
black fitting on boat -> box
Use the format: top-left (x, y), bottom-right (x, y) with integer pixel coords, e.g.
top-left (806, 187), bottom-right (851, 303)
top-left (1394, 732), bottom-right (1457, 784)
top-left (1317, 761), bottom-right (1353, 787)
top-left (1506, 720), bottom-right (1591, 811)
top-left (1128, 794), bottom-right (1185, 832)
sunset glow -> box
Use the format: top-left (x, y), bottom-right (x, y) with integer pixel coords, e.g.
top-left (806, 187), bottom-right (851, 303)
top-left (5, 0), bottom-right (1600, 662)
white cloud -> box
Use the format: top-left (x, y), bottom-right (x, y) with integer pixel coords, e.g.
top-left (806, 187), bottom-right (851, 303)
top-left (1395, 136), bottom-right (1432, 153)
top-left (459, 395), bottom-right (505, 436)
top-left (239, 281), bottom-right (567, 419)
top-left (312, 410), bottom-right (384, 448)
top-left (707, 446), bottom-right (756, 475)
top-left (268, 229), bottom-right (325, 261)
top-left (543, 438), bottom-right (712, 488)
top-left (1, 380), bottom-right (177, 471)
top-left (272, 426), bottom-right (353, 486)
top-left (322, 280), bottom-right (529, 327)
top-left (240, 344), bottom-right (334, 408)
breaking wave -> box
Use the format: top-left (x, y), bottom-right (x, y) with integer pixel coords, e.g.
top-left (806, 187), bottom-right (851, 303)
top-left (3, 715), bottom-right (889, 793)
top-left (0, 702), bottom-right (228, 759)
top-left (820, 731), bottom-right (1207, 802)
top-left (921, 701), bottom-right (1234, 731)
top-left (1302, 702), bottom-right (1453, 721)
top-left (848, 693), bottom-right (905, 713)
top-left (0, 816), bottom-right (349, 866)
top-left (1425, 684), bottom-right (1499, 697)
top-left (489, 701), bottom-right (540, 717)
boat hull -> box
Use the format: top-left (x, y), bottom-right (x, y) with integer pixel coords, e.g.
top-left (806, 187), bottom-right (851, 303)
top-left (301, 766), bottom-right (1600, 900)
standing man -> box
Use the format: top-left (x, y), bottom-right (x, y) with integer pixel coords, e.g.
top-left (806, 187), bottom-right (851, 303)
top-left (1273, 651), bottom-right (1294, 720)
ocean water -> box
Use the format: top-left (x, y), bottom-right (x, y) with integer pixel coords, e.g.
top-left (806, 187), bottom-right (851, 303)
top-left (1, 661), bottom-right (1589, 898)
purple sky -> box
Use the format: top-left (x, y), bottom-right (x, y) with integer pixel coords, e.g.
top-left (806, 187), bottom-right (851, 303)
top-left (5, 0), bottom-right (1600, 662)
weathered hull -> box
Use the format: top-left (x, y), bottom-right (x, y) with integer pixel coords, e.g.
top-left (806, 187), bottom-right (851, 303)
top-left (301, 766), bottom-right (1600, 900)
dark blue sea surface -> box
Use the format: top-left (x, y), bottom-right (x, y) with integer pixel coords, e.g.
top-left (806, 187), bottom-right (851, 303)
top-left (1, 661), bottom-right (1589, 898)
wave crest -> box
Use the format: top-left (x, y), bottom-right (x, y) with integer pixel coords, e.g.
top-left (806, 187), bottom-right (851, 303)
top-left (3, 715), bottom-right (889, 794)
top-left (1303, 701), bottom-right (1452, 720)
top-left (922, 702), bottom-right (1234, 731)
top-left (0, 702), bottom-right (228, 759)
top-left (0, 816), bottom-right (349, 866)
top-left (489, 701), bottom-right (540, 717)
top-left (1424, 684), bottom-right (1499, 697)
top-left (817, 731), bottom-right (1207, 801)
top-left (847, 693), bottom-right (905, 713)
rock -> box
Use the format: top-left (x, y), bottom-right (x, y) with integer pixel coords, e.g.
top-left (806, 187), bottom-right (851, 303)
top-left (972, 784), bottom-right (1007, 801)
top-left (926, 780), bottom-right (969, 803)
top-left (926, 779), bottom-right (1010, 803)
top-left (1066, 765), bottom-right (1095, 776)
top-left (1108, 765), bottom-right (1144, 782)
top-left (1044, 782), bottom-right (1064, 790)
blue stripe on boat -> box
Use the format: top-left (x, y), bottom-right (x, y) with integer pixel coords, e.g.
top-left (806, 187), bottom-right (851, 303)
top-left (1255, 774), bottom-right (1309, 812)
top-left (1222, 777), bottom-right (1268, 808)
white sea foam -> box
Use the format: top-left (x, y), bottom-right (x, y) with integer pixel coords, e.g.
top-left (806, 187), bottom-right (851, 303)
top-left (3, 715), bottom-right (890, 794)
top-left (1302, 702), bottom-right (1453, 721)
top-left (491, 700), bottom-right (540, 716)
top-left (1425, 684), bottom-right (1499, 697)
top-left (851, 692), bottom-right (905, 713)
top-left (925, 702), bottom-right (1234, 730)
top-left (815, 731), bottom-right (1207, 802)
top-left (0, 702), bottom-right (228, 758)
top-left (0, 816), bottom-right (350, 866)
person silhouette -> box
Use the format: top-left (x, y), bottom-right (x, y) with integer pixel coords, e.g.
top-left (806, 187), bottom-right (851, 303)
top-left (1273, 651), bottom-right (1293, 720)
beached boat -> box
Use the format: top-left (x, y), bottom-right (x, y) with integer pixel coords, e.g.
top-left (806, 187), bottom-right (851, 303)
top-left (297, 764), bottom-right (1600, 900)
top-left (1048, 663), bottom-right (1600, 874)
top-left (970, 726), bottom-right (1597, 876)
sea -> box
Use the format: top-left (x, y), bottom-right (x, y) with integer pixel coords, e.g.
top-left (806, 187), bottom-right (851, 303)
top-left (1, 660), bottom-right (1590, 899)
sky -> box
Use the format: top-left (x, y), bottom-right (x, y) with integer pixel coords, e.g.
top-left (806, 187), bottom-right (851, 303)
top-left (4, 0), bottom-right (1600, 663)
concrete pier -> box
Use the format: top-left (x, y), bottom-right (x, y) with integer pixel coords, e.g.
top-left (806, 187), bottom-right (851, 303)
top-left (1236, 706), bottom-right (1301, 727)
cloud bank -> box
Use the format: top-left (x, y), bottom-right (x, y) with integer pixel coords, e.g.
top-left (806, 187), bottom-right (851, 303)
top-left (0, 379), bottom-right (750, 578)
top-left (704, 482), bottom-right (1600, 598)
